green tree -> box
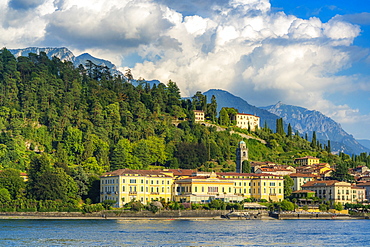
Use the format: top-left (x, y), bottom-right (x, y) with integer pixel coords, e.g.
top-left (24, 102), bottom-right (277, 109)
top-left (287, 123), bottom-right (292, 139)
top-left (242, 160), bottom-right (251, 173)
top-left (283, 175), bottom-right (294, 198)
top-left (334, 202), bottom-right (344, 211)
top-left (276, 118), bottom-right (285, 136)
top-left (280, 200), bottom-right (295, 211)
top-left (219, 108), bottom-right (230, 126)
top-left (311, 131), bottom-right (317, 149)
top-left (0, 168), bottom-right (25, 199)
top-left (331, 162), bottom-right (354, 182)
top-left (206, 95), bottom-right (217, 123)
top-left (0, 188), bottom-right (11, 203)
top-left (27, 154), bottom-right (79, 201)
top-left (110, 138), bottom-right (142, 170)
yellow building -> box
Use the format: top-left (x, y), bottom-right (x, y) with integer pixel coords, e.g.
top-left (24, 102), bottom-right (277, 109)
top-left (100, 169), bottom-right (173, 208)
top-left (172, 172), bottom-right (242, 203)
top-left (232, 113), bottom-right (260, 131)
top-left (289, 173), bottom-right (316, 191)
top-left (218, 172), bottom-right (284, 202)
top-left (193, 110), bottom-right (205, 122)
top-left (302, 180), bottom-right (365, 204)
top-left (294, 156), bottom-right (320, 166)
top-left (101, 169), bottom-right (284, 207)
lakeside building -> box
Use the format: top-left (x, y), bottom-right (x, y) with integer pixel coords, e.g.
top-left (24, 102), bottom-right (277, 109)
top-left (294, 156), bottom-right (320, 166)
top-left (172, 172), bottom-right (241, 203)
top-left (255, 167), bottom-right (294, 176)
top-left (289, 173), bottom-right (316, 191)
top-left (232, 113), bottom-right (260, 131)
top-left (301, 180), bottom-right (365, 205)
top-left (193, 110), bottom-right (205, 122)
top-left (100, 169), bottom-right (173, 208)
top-left (101, 169), bottom-right (284, 207)
top-left (218, 172), bottom-right (284, 202)
top-left (356, 182), bottom-right (370, 201)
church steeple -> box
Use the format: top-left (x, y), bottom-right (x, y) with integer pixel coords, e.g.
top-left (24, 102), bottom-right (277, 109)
top-left (236, 141), bottom-right (248, 173)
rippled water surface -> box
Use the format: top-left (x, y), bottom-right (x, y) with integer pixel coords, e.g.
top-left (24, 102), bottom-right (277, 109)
top-left (0, 219), bottom-right (369, 246)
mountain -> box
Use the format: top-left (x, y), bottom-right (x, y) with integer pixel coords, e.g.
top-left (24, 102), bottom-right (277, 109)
top-left (9, 47), bottom-right (75, 62)
top-left (203, 89), bottom-right (368, 155)
top-left (261, 102), bottom-right (370, 155)
top-left (203, 89), bottom-right (282, 131)
top-left (9, 47), bottom-right (123, 76)
top-left (357, 140), bottom-right (370, 150)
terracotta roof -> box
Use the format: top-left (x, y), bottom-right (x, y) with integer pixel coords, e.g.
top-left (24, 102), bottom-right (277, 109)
top-left (102, 169), bottom-right (171, 177)
top-left (259, 167), bottom-right (291, 172)
top-left (289, 173), bottom-right (316, 178)
top-left (301, 180), bottom-right (345, 187)
top-left (217, 172), bottom-right (254, 176)
top-left (294, 156), bottom-right (319, 160)
top-left (357, 182), bottom-right (370, 186)
top-left (236, 113), bottom-right (259, 117)
top-left (292, 190), bottom-right (315, 193)
top-left (351, 186), bottom-right (365, 190)
top-left (164, 169), bottom-right (195, 176)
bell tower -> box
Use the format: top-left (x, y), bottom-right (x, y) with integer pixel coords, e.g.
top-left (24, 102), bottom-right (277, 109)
top-left (236, 141), bottom-right (248, 173)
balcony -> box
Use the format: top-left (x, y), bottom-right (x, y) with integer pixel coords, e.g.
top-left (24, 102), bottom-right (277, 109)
top-left (151, 192), bottom-right (160, 195)
top-left (129, 192), bottom-right (137, 195)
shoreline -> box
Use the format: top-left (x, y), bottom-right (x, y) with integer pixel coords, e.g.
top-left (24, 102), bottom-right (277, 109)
top-left (0, 210), bottom-right (367, 220)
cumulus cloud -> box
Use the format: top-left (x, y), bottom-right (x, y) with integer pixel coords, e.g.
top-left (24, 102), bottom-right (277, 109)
top-left (0, 0), bottom-right (369, 137)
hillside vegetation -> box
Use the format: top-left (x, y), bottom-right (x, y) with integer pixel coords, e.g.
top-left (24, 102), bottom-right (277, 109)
top-left (0, 48), bottom-right (369, 207)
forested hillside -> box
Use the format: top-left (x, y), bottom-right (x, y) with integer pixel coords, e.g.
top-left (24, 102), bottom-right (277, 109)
top-left (0, 47), bottom-right (369, 208)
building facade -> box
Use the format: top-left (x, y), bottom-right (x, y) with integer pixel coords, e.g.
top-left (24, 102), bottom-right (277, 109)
top-left (100, 169), bottom-right (173, 208)
top-left (289, 173), bottom-right (316, 191)
top-left (193, 110), bottom-right (205, 122)
top-left (301, 180), bottom-right (365, 204)
top-left (232, 113), bottom-right (260, 131)
top-left (101, 169), bottom-right (284, 207)
top-left (294, 156), bottom-right (320, 166)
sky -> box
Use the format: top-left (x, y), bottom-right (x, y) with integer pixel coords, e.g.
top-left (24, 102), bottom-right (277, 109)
top-left (1, 0), bottom-right (370, 139)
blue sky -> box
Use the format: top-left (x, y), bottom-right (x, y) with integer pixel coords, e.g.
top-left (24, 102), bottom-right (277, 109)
top-left (1, 0), bottom-right (370, 139)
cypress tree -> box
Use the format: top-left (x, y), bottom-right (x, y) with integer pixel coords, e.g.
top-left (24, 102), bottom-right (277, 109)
top-left (311, 131), bottom-right (317, 148)
top-left (287, 123), bottom-right (292, 138)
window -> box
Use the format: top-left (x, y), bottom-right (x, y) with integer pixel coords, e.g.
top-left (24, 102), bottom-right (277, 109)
top-left (208, 187), bottom-right (218, 193)
top-left (122, 186), bottom-right (125, 192)
top-left (130, 179), bottom-right (136, 183)
top-left (122, 179), bottom-right (125, 183)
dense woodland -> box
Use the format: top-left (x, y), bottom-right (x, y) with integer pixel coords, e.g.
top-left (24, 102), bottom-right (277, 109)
top-left (0, 47), bottom-right (369, 211)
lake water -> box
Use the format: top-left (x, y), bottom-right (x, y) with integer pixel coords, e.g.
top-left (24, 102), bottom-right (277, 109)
top-left (0, 219), bottom-right (369, 246)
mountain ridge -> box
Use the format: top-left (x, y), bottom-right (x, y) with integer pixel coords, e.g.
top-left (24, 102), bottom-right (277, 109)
top-left (9, 47), bottom-right (123, 76)
top-left (203, 89), bottom-right (368, 155)
top-left (261, 102), bottom-right (370, 155)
